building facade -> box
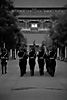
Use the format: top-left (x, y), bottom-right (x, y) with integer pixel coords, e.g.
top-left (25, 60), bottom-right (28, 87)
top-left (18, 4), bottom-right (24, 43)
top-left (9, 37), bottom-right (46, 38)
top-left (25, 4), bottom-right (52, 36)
top-left (12, 7), bottom-right (67, 53)
top-left (12, 7), bottom-right (67, 31)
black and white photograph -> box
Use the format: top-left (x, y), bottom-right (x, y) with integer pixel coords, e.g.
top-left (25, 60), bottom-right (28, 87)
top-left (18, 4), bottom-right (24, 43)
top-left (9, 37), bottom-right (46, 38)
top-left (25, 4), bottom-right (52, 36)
top-left (0, 0), bottom-right (67, 100)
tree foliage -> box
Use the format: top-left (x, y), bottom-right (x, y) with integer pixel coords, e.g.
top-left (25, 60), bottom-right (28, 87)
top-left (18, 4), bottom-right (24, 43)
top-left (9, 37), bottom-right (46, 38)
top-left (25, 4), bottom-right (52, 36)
top-left (55, 12), bottom-right (67, 46)
top-left (50, 8), bottom-right (67, 47)
top-left (0, 0), bottom-right (25, 50)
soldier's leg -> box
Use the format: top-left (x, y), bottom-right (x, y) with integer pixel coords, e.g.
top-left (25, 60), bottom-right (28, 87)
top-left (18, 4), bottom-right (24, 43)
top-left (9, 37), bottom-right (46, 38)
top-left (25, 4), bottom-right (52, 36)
top-left (29, 64), bottom-right (34, 76)
top-left (1, 64), bottom-right (4, 74)
top-left (24, 63), bottom-right (27, 74)
top-left (5, 62), bottom-right (7, 74)
top-left (20, 66), bottom-right (24, 77)
top-left (5, 64), bottom-right (7, 74)
top-left (30, 65), bottom-right (32, 76)
top-left (39, 64), bottom-right (44, 75)
top-left (19, 62), bottom-right (22, 76)
top-left (20, 67), bottom-right (22, 76)
top-left (51, 60), bottom-right (56, 77)
top-left (31, 66), bottom-right (34, 76)
top-left (39, 64), bottom-right (41, 75)
top-left (41, 61), bottom-right (44, 75)
top-left (41, 66), bottom-right (44, 75)
top-left (40, 65), bottom-right (42, 75)
top-left (25, 60), bottom-right (27, 74)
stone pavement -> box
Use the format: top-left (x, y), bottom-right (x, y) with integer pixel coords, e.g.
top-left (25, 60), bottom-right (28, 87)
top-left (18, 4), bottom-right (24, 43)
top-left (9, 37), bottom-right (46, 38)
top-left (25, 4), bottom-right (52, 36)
top-left (0, 57), bottom-right (67, 100)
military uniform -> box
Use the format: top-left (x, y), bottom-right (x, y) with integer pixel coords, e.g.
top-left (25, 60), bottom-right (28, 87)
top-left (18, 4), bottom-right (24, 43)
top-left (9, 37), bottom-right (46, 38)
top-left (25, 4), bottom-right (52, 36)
top-left (1, 48), bottom-right (8, 74)
top-left (46, 50), bottom-right (56, 77)
top-left (29, 48), bottom-right (36, 76)
top-left (18, 48), bottom-right (28, 77)
top-left (37, 47), bottom-right (45, 75)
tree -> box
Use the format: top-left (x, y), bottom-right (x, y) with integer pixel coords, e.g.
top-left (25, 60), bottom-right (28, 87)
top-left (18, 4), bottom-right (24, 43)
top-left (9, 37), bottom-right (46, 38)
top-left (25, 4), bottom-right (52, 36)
top-left (0, 0), bottom-right (25, 50)
top-left (56, 12), bottom-right (67, 46)
top-left (49, 7), bottom-right (67, 47)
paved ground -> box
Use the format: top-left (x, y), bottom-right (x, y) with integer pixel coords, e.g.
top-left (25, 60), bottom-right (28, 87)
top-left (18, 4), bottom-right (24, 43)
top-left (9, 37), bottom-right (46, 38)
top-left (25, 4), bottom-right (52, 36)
top-left (0, 57), bottom-right (67, 100)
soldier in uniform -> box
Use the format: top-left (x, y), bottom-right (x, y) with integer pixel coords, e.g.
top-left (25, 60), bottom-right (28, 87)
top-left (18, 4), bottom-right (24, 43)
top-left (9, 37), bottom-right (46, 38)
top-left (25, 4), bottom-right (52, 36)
top-left (29, 47), bottom-right (36, 76)
top-left (45, 47), bottom-right (56, 77)
top-left (48, 49), bottom-right (56, 77)
top-left (37, 46), bottom-right (45, 75)
top-left (18, 46), bottom-right (28, 77)
top-left (1, 48), bottom-right (8, 74)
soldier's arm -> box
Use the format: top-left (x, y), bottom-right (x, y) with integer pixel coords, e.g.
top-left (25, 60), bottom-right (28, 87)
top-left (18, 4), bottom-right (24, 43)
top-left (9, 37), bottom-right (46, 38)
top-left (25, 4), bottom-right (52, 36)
top-left (26, 53), bottom-right (28, 59)
top-left (36, 52), bottom-right (39, 57)
top-left (28, 52), bottom-right (30, 58)
top-left (34, 53), bottom-right (36, 58)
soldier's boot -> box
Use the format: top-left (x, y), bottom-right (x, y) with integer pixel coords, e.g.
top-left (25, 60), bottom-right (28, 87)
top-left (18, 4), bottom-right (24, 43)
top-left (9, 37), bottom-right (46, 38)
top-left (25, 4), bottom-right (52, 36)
top-left (32, 70), bottom-right (34, 76)
top-left (42, 67), bottom-right (44, 75)
top-left (51, 70), bottom-right (55, 77)
top-left (40, 68), bottom-right (44, 76)
top-left (20, 73), bottom-right (24, 77)
top-left (39, 69), bottom-right (41, 75)
top-left (20, 70), bottom-right (24, 77)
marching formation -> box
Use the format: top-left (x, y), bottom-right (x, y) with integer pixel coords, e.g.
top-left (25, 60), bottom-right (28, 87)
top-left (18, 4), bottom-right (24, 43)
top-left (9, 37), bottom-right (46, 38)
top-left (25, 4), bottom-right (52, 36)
top-left (18, 44), bottom-right (57, 77)
top-left (0, 43), bottom-right (57, 77)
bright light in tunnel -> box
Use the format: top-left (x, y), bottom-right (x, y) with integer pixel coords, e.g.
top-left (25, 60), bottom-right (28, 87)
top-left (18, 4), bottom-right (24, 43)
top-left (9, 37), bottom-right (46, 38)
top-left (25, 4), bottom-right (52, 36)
top-left (31, 23), bottom-right (37, 28)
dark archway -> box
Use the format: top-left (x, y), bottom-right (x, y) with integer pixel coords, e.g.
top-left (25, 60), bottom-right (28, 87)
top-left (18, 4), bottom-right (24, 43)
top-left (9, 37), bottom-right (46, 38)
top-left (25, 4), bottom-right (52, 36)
top-left (43, 20), bottom-right (52, 29)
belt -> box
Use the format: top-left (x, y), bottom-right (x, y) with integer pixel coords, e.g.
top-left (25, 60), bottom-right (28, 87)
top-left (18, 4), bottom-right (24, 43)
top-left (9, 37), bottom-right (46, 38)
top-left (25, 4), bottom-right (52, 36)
top-left (30, 57), bottom-right (34, 59)
top-left (50, 58), bottom-right (55, 59)
top-left (39, 57), bottom-right (43, 59)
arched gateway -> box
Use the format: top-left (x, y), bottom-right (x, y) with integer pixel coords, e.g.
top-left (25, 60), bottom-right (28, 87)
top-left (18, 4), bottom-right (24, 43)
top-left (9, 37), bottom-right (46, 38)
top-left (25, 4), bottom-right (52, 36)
top-left (12, 7), bottom-right (67, 51)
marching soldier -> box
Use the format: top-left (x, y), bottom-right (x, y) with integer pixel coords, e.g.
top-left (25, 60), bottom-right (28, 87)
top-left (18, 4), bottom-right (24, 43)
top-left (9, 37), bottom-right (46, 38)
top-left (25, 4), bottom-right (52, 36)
top-left (37, 46), bottom-right (45, 75)
top-left (1, 48), bottom-right (8, 74)
top-left (29, 47), bottom-right (36, 76)
top-left (48, 49), bottom-right (56, 77)
top-left (45, 47), bottom-right (56, 77)
top-left (18, 47), bottom-right (28, 77)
